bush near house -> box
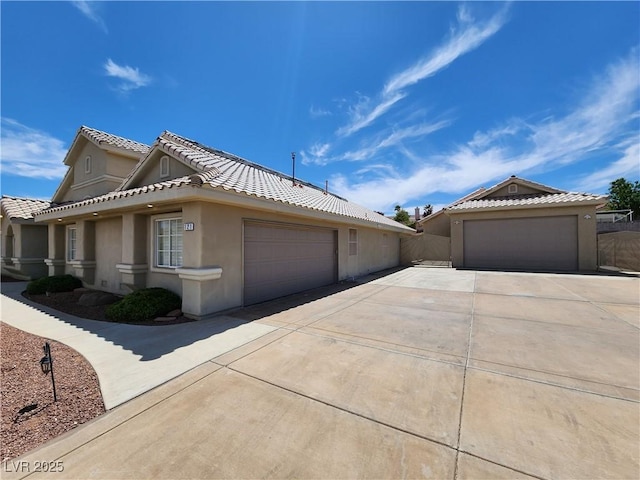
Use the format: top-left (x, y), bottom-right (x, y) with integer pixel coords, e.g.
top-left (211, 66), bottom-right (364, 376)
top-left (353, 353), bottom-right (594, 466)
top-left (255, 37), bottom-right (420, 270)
top-left (26, 275), bottom-right (83, 295)
top-left (106, 288), bottom-right (181, 323)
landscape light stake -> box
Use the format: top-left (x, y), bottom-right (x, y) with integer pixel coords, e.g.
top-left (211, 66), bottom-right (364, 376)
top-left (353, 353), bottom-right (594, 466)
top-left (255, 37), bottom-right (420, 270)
top-left (40, 342), bottom-right (58, 402)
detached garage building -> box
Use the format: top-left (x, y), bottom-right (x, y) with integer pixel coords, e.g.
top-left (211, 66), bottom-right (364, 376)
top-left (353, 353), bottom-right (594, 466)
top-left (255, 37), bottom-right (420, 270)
top-left (446, 176), bottom-right (606, 272)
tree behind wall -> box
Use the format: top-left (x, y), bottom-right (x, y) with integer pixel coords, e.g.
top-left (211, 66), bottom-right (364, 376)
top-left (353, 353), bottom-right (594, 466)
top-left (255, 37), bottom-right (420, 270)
top-left (393, 205), bottom-right (412, 226)
top-left (607, 178), bottom-right (640, 218)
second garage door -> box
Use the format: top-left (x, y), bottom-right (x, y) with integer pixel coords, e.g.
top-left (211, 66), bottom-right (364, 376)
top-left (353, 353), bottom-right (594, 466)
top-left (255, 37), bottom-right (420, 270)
top-left (463, 215), bottom-right (578, 271)
top-left (244, 221), bottom-right (338, 305)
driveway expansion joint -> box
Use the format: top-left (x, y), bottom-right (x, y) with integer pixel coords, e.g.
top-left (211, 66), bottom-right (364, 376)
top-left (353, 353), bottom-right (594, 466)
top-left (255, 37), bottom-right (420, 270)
top-left (453, 272), bottom-right (477, 480)
top-left (225, 365), bottom-right (458, 452)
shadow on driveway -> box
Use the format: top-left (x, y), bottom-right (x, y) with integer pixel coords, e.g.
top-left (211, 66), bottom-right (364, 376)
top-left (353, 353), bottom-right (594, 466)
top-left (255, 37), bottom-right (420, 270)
top-left (0, 267), bottom-right (407, 361)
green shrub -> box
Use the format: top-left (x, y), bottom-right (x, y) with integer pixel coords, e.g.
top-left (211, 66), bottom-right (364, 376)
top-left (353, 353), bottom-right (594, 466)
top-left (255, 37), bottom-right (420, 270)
top-left (106, 288), bottom-right (181, 323)
top-left (26, 275), bottom-right (82, 295)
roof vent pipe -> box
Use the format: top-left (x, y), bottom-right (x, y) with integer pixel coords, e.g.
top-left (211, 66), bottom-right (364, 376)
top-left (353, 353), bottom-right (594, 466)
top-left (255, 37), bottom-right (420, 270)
top-left (325, 180), bottom-right (328, 195)
top-left (291, 152), bottom-right (296, 186)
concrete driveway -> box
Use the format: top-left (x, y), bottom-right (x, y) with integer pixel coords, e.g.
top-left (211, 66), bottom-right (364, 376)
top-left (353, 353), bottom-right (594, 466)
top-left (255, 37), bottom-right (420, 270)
top-left (4, 267), bottom-right (639, 479)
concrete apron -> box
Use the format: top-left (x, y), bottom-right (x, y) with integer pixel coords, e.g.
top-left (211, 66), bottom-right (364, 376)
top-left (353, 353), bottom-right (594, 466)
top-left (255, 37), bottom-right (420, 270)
top-left (2, 268), bottom-right (639, 479)
top-left (0, 282), bottom-right (276, 409)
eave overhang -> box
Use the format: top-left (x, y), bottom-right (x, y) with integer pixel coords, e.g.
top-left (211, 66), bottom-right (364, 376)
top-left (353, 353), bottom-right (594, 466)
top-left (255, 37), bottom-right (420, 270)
top-left (444, 198), bottom-right (606, 215)
top-left (35, 184), bottom-right (413, 233)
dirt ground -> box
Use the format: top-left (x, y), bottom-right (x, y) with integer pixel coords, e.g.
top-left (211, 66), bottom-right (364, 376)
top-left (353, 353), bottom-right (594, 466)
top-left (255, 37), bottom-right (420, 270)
top-left (0, 322), bottom-right (105, 461)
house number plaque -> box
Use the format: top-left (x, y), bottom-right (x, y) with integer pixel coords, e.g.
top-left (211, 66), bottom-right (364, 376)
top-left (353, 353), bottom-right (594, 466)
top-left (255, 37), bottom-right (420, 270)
top-left (184, 222), bottom-right (195, 231)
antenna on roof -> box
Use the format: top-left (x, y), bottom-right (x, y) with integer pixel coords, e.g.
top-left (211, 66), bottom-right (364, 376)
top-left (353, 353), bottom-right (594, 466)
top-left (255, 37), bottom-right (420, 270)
top-left (291, 152), bottom-right (296, 186)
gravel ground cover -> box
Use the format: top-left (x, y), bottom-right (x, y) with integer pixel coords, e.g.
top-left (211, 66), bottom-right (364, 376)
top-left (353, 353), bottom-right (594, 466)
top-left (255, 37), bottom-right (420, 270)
top-left (1, 322), bottom-right (105, 461)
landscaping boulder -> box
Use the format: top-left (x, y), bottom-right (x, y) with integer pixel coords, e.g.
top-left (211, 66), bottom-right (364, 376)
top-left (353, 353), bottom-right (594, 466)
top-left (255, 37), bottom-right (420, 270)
top-left (78, 292), bottom-right (119, 307)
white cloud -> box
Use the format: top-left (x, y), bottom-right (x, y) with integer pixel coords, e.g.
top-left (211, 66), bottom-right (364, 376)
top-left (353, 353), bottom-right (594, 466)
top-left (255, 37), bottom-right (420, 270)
top-left (379, 120), bottom-right (452, 150)
top-left (104, 58), bottom-right (152, 93)
top-left (335, 4), bottom-right (509, 138)
top-left (300, 142), bottom-right (332, 166)
top-left (336, 91), bottom-right (406, 137)
top-left (303, 120), bottom-right (450, 166)
top-left (0, 119), bottom-right (68, 180)
top-left (383, 5), bottom-right (508, 96)
top-left (526, 51), bottom-right (640, 166)
top-left (456, 4), bottom-right (474, 25)
top-left (332, 49), bottom-right (640, 212)
top-left (309, 105), bottom-right (332, 118)
top-left (574, 141), bottom-right (640, 193)
top-left (71, 1), bottom-right (108, 33)
top-left (341, 120), bottom-right (451, 162)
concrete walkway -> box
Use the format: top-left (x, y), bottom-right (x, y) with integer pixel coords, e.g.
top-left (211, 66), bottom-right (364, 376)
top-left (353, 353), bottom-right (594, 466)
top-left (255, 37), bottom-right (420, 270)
top-left (2, 268), bottom-right (639, 479)
top-left (0, 282), bottom-right (276, 409)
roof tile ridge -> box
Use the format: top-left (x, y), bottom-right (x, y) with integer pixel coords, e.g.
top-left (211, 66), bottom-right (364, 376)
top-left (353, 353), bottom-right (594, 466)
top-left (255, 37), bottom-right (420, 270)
top-left (38, 177), bottom-right (193, 215)
top-left (80, 126), bottom-right (150, 151)
top-left (161, 133), bottom-right (230, 169)
top-left (1, 194), bottom-right (49, 202)
top-left (162, 131), bottom-right (350, 202)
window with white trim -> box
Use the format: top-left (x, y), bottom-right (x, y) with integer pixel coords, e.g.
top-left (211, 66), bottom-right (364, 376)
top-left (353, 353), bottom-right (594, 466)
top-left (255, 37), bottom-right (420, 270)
top-left (155, 217), bottom-right (183, 268)
top-left (67, 227), bottom-right (77, 261)
top-left (160, 156), bottom-right (170, 178)
top-left (84, 155), bottom-right (92, 174)
top-left (348, 228), bottom-right (358, 256)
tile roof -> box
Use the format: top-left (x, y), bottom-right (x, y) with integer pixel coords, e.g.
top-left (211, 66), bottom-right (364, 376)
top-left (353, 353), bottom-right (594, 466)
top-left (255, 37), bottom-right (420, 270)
top-left (447, 192), bottom-right (607, 211)
top-left (483, 175), bottom-right (563, 195)
top-left (1, 196), bottom-right (51, 220)
top-left (160, 132), bottom-right (408, 229)
top-left (417, 187), bottom-right (487, 224)
top-left (43, 131), bottom-right (412, 231)
top-left (40, 178), bottom-right (191, 215)
top-left (80, 126), bottom-right (150, 154)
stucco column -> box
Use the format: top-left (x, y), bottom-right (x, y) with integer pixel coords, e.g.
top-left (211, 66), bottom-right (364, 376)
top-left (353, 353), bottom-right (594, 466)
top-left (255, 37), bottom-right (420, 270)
top-left (45, 223), bottom-right (66, 276)
top-left (176, 267), bottom-right (224, 319)
top-left (182, 203), bottom-right (204, 267)
top-left (449, 215), bottom-right (464, 268)
top-left (116, 213), bottom-right (148, 290)
top-left (177, 202), bottom-right (223, 319)
top-left (70, 220), bottom-right (96, 285)
top-left (578, 211), bottom-right (598, 271)
top-left (8, 224), bottom-right (22, 258)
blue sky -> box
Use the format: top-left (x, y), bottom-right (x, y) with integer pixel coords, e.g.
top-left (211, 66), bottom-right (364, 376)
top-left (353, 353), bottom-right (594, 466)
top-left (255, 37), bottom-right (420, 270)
top-left (1, 1), bottom-right (638, 214)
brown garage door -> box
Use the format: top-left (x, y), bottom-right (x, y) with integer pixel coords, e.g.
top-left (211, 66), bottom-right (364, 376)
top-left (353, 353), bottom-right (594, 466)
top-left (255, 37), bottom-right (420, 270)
top-left (463, 216), bottom-right (578, 271)
top-left (244, 221), bottom-right (337, 305)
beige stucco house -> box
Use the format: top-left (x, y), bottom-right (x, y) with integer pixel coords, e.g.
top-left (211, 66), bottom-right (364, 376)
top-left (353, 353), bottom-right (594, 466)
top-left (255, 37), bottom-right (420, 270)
top-left (1, 196), bottom-right (50, 279)
top-left (35, 127), bottom-right (413, 319)
top-left (444, 176), bottom-right (606, 271)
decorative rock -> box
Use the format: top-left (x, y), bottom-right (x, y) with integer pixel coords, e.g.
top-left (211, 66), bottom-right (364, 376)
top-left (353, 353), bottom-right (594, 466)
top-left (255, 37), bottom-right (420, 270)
top-left (166, 309), bottom-right (182, 317)
top-left (78, 292), bottom-right (119, 307)
top-left (153, 317), bottom-right (174, 323)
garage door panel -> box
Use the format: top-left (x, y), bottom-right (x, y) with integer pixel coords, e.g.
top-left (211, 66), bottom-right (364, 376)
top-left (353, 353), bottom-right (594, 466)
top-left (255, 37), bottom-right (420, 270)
top-left (463, 216), bottom-right (578, 271)
top-left (244, 222), bottom-right (337, 305)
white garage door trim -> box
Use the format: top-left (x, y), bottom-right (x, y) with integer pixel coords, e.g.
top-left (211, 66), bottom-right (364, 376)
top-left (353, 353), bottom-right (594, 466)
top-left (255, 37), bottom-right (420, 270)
top-left (463, 215), bottom-right (578, 271)
top-left (243, 220), bottom-right (338, 305)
